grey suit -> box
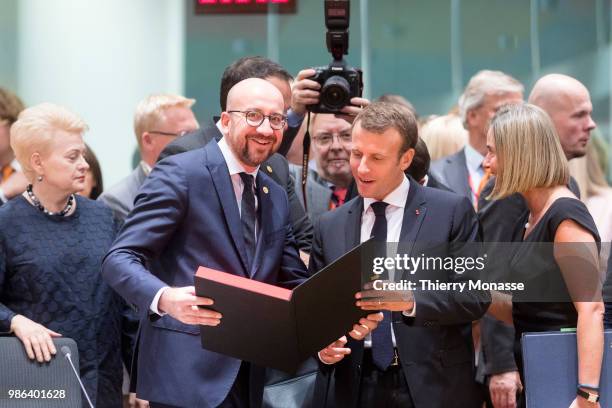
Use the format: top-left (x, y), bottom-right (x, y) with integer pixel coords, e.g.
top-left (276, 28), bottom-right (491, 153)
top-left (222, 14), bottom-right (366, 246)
top-left (429, 148), bottom-right (472, 201)
top-left (288, 164), bottom-right (335, 224)
top-left (99, 164), bottom-right (148, 222)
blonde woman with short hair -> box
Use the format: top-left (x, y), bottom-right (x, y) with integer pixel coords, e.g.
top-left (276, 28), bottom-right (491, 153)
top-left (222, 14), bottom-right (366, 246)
top-left (0, 103), bottom-right (134, 407)
top-left (419, 114), bottom-right (467, 161)
top-left (485, 103), bottom-right (604, 407)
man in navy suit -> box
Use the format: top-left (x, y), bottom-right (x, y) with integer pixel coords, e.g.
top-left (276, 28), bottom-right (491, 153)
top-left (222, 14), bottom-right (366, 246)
top-left (312, 102), bottom-right (491, 408)
top-left (102, 78), bottom-right (379, 408)
top-left (158, 56), bottom-right (314, 256)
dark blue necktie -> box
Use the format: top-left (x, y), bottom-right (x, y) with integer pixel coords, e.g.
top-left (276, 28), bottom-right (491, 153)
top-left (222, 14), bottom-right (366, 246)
top-left (239, 173), bottom-right (257, 269)
top-left (369, 201), bottom-right (394, 370)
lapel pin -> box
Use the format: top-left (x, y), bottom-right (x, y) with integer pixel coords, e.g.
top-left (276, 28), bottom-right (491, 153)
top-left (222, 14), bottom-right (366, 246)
top-left (415, 209), bottom-right (420, 215)
top-left (266, 165), bottom-right (273, 173)
top-left (262, 186), bottom-right (269, 194)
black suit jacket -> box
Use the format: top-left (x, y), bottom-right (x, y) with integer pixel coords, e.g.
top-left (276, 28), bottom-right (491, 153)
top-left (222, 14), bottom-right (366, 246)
top-left (310, 178), bottom-right (490, 408)
top-left (158, 120), bottom-right (313, 252)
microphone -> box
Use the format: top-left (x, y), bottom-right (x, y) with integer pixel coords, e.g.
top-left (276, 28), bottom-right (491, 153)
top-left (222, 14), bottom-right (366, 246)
top-left (61, 346), bottom-right (94, 408)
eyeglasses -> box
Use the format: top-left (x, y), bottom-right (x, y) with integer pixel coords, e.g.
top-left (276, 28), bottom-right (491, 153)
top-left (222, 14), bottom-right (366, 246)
top-left (227, 110), bottom-right (287, 130)
top-left (312, 132), bottom-right (352, 147)
top-left (148, 130), bottom-right (192, 138)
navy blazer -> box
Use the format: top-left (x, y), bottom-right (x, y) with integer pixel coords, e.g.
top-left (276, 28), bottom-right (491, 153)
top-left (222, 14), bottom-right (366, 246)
top-left (158, 119), bottom-right (314, 253)
top-left (310, 178), bottom-right (491, 408)
top-left (102, 140), bottom-right (309, 407)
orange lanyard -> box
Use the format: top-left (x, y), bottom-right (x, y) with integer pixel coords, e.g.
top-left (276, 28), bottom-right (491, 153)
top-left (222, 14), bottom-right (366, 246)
top-left (1, 165), bottom-right (14, 182)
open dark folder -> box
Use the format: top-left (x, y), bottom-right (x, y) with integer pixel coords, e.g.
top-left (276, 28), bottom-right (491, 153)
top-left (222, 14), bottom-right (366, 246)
top-left (194, 241), bottom-right (372, 373)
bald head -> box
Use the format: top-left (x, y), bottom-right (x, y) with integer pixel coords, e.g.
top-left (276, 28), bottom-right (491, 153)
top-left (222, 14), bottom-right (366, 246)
top-left (221, 78), bottom-right (285, 171)
top-left (226, 78), bottom-right (284, 112)
top-left (528, 74), bottom-right (595, 159)
top-left (529, 74), bottom-right (589, 112)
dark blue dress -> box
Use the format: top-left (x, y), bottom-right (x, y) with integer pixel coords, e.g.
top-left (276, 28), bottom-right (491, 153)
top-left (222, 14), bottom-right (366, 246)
top-left (0, 195), bottom-right (125, 408)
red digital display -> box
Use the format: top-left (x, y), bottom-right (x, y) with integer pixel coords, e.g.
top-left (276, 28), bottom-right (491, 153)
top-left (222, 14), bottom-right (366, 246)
top-left (328, 8), bottom-right (346, 17)
top-left (195, 0), bottom-right (296, 14)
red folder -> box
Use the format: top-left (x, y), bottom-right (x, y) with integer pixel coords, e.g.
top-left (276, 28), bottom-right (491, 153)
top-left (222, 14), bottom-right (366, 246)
top-left (194, 241), bottom-right (371, 373)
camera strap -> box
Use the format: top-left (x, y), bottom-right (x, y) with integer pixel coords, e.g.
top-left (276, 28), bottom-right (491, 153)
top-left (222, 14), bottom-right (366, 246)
top-left (301, 112), bottom-right (312, 212)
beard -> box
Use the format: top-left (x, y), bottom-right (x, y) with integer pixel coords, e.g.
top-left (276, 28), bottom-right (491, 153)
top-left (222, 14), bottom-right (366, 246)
top-left (238, 134), bottom-right (277, 167)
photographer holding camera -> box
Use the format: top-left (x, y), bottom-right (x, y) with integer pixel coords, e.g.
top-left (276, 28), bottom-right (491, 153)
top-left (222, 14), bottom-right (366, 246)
top-left (290, 0), bottom-right (368, 122)
top-left (287, 0), bottom-right (370, 223)
top-left (291, 68), bottom-right (369, 122)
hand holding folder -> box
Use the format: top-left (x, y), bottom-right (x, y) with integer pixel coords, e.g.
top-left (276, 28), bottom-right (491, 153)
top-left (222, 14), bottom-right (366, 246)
top-left (157, 285), bottom-right (222, 326)
top-left (318, 310), bottom-right (383, 365)
top-left (194, 241), bottom-right (374, 372)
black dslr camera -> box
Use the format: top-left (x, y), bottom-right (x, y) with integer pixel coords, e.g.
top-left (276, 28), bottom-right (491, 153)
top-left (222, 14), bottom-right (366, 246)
top-left (307, 0), bottom-right (363, 114)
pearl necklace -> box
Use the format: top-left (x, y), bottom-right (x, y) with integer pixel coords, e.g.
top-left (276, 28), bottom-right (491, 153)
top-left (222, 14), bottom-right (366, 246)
top-left (26, 184), bottom-right (74, 216)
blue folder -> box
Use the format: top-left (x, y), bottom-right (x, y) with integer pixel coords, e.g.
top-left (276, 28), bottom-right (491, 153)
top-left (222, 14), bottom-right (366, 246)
top-left (522, 330), bottom-right (611, 407)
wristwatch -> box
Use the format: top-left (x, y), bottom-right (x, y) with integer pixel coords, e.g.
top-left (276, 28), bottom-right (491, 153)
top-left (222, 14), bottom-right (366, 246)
top-left (576, 387), bottom-right (600, 403)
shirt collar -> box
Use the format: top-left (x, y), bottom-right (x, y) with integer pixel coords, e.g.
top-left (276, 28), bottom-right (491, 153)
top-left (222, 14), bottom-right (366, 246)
top-left (9, 158), bottom-right (21, 172)
top-left (140, 161), bottom-right (152, 176)
top-left (464, 143), bottom-right (485, 173)
top-left (218, 137), bottom-right (259, 180)
top-left (363, 175), bottom-right (410, 213)
top-left (215, 118), bottom-right (225, 136)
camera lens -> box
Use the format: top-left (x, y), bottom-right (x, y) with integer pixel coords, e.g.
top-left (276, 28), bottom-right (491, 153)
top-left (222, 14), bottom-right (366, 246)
top-left (321, 75), bottom-right (350, 110)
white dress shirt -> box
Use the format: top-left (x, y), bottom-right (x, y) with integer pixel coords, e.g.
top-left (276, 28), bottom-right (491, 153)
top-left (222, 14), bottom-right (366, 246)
top-left (464, 143), bottom-right (485, 203)
top-left (140, 161), bottom-right (152, 177)
top-left (360, 175), bottom-right (415, 347)
top-left (217, 137), bottom-right (259, 221)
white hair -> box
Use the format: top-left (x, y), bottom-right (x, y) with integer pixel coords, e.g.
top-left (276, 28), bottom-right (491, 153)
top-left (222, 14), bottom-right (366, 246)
top-left (458, 70), bottom-right (524, 128)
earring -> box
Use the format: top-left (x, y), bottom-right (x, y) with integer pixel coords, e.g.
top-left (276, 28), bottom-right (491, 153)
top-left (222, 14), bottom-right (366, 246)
top-left (37, 175), bottom-right (43, 182)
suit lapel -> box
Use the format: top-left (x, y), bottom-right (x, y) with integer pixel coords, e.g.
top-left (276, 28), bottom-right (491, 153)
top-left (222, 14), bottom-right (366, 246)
top-left (344, 198), bottom-right (364, 254)
top-left (205, 142), bottom-right (250, 275)
top-left (250, 169), bottom-right (285, 278)
top-left (251, 173), bottom-right (276, 279)
top-left (135, 164), bottom-right (147, 185)
top-left (398, 179), bottom-right (428, 266)
top-left (444, 149), bottom-right (471, 200)
top-left (261, 163), bottom-right (277, 184)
